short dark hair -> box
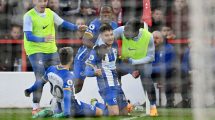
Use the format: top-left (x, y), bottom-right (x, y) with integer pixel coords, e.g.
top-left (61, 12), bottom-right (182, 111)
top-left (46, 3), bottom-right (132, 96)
top-left (59, 47), bottom-right (74, 65)
top-left (99, 23), bottom-right (113, 33)
top-left (100, 4), bottom-right (113, 14)
top-left (125, 19), bottom-right (144, 32)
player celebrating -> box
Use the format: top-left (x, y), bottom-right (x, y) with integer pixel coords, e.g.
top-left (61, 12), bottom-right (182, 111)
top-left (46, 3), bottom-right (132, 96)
top-left (74, 5), bottom-right (118, 93)
top-left (23, 0), bottom-right (87, 115)
top-left (113, 19), bottom-right (158, 116)
top-left (25, 47), bottom-right (103, 118)
top-left (85, 23), bottom-right (128, 116)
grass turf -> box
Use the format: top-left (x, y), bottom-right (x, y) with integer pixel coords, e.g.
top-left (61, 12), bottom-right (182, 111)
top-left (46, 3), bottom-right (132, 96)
top-left (0, 108), bottom-right (214, 120)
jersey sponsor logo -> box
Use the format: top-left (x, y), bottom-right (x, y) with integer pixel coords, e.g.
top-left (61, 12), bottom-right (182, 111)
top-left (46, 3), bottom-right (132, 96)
top-left (128, 48), bottom-right (136, 51)
top-left (67, 80), bottom-right (73, 86)
top-left (43, 24), bottom-right (49, 29)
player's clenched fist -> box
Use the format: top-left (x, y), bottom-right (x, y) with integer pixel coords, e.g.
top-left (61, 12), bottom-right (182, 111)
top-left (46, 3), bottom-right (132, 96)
top-left (78, 25), bottom-right (88, 31)
top-left (44, 35), bottom-right (54, 42)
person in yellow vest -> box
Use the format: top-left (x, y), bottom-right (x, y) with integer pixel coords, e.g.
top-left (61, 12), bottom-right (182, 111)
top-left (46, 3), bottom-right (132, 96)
top-left (113, 19), bottom-right (158, 116)
top-left (23, 0), bottom-right (87, 115)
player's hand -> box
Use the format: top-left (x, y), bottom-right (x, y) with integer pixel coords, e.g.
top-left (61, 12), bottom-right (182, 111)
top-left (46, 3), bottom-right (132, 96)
top-left (131, 70), bottom-right (140, 79)
top-left (52, 112), bottom-right (65, 118)
top-left (78, 25), bottom-right (88, 31)
top-left (121, 58), bottom-right (132, 64)
top-left (44, 35), bottom-right (54, 42)
top-left (95, 69), bottom-right (102, 76)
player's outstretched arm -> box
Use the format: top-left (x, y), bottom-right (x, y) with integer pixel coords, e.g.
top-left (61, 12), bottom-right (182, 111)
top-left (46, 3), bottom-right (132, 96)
top-left (52, 89), bottom-right (71, 118)
top-left (60, 21), bottom-right (87, 31)
top-left (53, 12), bottom-right (87, 32)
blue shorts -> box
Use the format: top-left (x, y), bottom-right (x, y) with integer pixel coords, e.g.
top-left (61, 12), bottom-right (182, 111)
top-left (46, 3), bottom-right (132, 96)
top-left (99, 86), bottom-right (128, 110)
top-left (73, 60), bottom-right (86, 81)
top-left (73, 46), bottom-right (90, 80)
top-left (72, 100), bottom-right (96, 117)
top-left (28, 52), bottom-right (60, 80)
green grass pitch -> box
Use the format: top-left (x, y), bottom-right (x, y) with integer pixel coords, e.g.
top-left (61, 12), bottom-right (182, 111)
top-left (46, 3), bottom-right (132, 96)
top-left (0, 108), bottom-right (214, 120)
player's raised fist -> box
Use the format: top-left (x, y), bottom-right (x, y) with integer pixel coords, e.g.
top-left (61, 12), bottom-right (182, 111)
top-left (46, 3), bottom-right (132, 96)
top-left (78, 25), bottom-right (88, 31)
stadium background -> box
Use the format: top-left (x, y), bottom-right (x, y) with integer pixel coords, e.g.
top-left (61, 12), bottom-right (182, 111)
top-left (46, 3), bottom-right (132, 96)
top-left (1, 0), bottom-right (215, 120)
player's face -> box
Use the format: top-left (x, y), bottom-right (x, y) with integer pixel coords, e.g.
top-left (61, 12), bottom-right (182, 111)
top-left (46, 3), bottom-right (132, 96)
top-left (124, 26), bottom-right (139, 40)
top-left (34, 0), bottom-right (48, 13)
top-left (100, 12), bottom-right (112, 23)
top-left (100, 6), bottom-right (113, 23)
top-left (101, 30), bottom-right (114, 46)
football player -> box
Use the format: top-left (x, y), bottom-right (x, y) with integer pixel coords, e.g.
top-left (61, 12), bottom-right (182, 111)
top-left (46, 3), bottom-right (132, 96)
top-left (25, 47), bottom-right (103, 118)
top-left (74, 4), bottom-right (118, 93)
top-left (85, 23), bottom-right (128, 116)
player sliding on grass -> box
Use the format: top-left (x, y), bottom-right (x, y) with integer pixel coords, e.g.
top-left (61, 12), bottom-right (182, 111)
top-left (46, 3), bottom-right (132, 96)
top-left (85, 23), bottom-right (128, 116)
top-left (25, 47), bottom-right (103, 118)
top-left (23, 0), bottom-right (87, 115)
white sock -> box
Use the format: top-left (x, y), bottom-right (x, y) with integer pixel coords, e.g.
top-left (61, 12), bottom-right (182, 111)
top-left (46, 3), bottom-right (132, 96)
top-left (32, 103), bottom-right (40, 110)
top-left (150, 104), bottom-right (156, 109)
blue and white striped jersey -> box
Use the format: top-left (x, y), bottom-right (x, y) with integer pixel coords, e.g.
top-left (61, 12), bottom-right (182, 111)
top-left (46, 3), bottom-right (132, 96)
top-left (85, 44), bottom-right (120, 90)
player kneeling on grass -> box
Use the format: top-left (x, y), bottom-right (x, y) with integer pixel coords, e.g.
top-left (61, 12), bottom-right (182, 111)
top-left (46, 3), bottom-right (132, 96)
top-left (85, 23), bottom-right (128, 116)
top-left (24, 47), bottom-right (103, 118)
